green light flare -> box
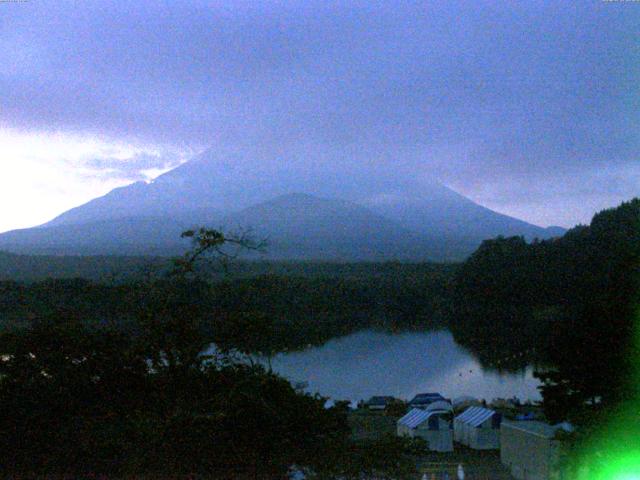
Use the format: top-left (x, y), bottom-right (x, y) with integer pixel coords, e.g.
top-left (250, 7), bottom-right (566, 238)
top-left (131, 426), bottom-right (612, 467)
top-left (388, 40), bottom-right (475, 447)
top-left (573, 307), bottom-right (640, 479)
top-left (589, 452), bottom-right (640, 480)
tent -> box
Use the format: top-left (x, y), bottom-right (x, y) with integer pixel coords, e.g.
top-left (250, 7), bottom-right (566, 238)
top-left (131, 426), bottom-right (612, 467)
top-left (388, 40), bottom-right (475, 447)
top-left (500, 420), bottom-right (573, 480)
top-left (397, 408), bottom-right (454, 452)
top-left (454, 406), bottom-right (501, 450)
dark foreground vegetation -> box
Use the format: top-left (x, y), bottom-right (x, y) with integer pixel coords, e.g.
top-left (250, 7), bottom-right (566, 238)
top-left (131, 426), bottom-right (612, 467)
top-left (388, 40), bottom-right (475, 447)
top-left (0, 230), bottom-right (427, 478)
top-left (0, 199), bottom-right (638, 476)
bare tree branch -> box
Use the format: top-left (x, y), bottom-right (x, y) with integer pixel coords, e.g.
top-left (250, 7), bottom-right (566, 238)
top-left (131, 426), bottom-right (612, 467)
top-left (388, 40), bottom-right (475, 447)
top-left (170, 227), bottom-right (267, 277)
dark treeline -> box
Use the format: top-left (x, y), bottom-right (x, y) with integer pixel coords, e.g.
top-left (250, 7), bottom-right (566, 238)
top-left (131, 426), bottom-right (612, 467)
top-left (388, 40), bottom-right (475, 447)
top-left (0, 251), bottom-right (166, 283)
top-left (449, 198), bottom-right (640, 467)
top-left (0, 265), bottom-right (454, 354)
top-left (0, 251), bottom-right (455, 284)
top-left (450, 199), bottom-right (639, 404)
top-left (211, 267), bottom-right (452, 353)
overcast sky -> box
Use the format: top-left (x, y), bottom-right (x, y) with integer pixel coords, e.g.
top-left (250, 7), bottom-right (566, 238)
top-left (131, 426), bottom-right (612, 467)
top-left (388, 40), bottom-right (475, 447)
top-left (1, 0), bottom-right (638, 233)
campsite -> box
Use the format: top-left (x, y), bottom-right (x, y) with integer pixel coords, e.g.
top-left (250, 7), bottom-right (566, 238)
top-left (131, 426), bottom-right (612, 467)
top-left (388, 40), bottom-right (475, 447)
top-left (351, 392), bottom-right (570, 479)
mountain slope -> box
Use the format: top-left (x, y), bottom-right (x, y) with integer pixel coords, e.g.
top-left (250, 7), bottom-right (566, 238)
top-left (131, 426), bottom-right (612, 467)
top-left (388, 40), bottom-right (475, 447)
top-left (220, 193), bottom-right (465, 260)
top-left (0, 148), bottom-right (564, 260)
top-left (361, 188), bottom-right (560, 242)
top-left (0, 194), bottom-right (472, 260)
top-left (45, 147), bottom-right (282, 227)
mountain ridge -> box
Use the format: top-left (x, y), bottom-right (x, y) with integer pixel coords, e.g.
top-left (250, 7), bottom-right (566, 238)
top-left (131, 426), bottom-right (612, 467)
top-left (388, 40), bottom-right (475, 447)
top-left (0, 148), bottom-right (565, 260)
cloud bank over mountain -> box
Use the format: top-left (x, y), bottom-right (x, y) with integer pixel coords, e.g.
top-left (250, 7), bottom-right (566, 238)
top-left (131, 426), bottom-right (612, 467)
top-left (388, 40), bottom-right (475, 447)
top-left (1, 0), bottom-right (638, 230)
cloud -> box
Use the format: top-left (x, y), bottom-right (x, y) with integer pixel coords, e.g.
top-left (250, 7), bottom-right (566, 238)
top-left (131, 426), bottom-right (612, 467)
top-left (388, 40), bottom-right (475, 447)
top-left (82, 153), bottom-right (185, 182)
top-left (0, 128), bottom-right (188, 232)
top-left (0, 0), bottom-right (638, 227)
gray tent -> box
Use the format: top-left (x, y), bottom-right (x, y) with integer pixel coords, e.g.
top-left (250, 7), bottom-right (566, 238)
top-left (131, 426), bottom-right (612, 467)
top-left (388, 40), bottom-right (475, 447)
top-left (500, 420), bottom-right (573, 480)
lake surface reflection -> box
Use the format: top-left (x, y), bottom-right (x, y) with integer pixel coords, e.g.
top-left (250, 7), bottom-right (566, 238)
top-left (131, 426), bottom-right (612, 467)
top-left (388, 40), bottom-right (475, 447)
top-left (269, 330), bottom-right (541, 402)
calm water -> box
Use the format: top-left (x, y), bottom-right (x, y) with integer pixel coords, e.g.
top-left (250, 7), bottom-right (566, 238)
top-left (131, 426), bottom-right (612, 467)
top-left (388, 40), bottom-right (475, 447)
top-left (268, 330), bottom-right (541, 403)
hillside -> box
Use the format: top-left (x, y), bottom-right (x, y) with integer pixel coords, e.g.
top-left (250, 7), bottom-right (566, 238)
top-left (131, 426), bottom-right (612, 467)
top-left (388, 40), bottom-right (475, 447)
top-left (0, 148), bottom-right (564, 260)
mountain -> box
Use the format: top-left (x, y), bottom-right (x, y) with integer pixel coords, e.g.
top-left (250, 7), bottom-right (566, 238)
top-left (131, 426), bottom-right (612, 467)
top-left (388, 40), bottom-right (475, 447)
top-left (0, 148), bottom-right (564, 260)
top-left (219, 193), bottom-right (469, 260)
top-left (0, 194), bottom-right (471, 260)
top-left (360, 188), bottom-right (564, 242)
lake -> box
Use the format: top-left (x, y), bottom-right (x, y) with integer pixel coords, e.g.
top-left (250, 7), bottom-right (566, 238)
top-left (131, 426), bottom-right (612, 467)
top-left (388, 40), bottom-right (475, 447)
top-left (268, 329), bottom-right (541, 403)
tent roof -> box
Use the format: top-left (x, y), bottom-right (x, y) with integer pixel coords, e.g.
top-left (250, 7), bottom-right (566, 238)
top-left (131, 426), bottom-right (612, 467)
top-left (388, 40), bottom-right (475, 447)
top-left (501, 420), bottom-right (573, 438)
top-left (398, 408), bottom-right (438, 429)
top-left (409, 392), bottom-right (445, 404)
top-left (366, 396), bottom-right (395, 406)
top-left (455, 406), bottom-right (497, 427)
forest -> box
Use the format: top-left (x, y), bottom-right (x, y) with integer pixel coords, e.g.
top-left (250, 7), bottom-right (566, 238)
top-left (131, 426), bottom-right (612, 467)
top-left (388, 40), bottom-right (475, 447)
top-left (449, 198), bottom-right (640, 472)
top-left (0, 262), bottom-right (455, 354)
top-left (450, 199), bottom-right (639, 409)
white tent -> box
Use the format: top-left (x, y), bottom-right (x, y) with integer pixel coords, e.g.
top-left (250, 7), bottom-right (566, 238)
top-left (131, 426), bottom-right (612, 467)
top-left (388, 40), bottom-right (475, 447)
top-left (454, 406), bottom-right (501, 450)
top-left (500, 420), bottom-right (573, 480)
top-left (397, 408), bottom-right (454, 452)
